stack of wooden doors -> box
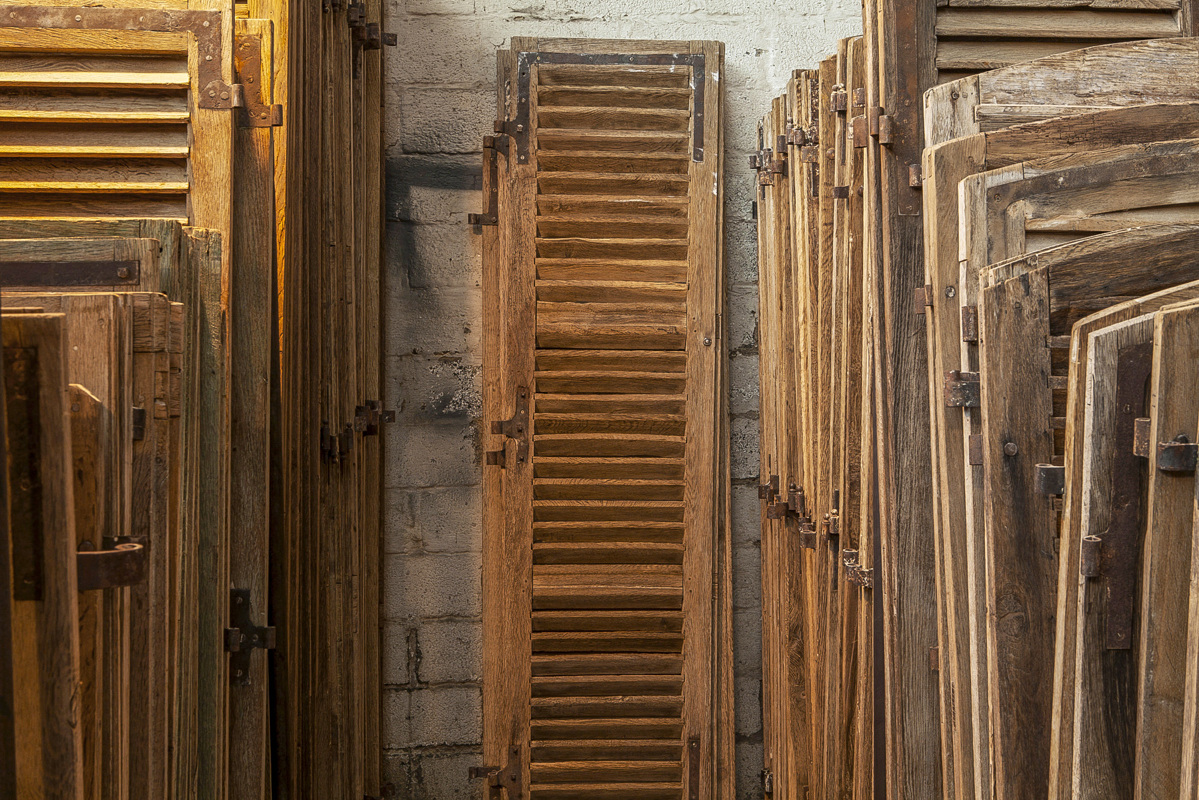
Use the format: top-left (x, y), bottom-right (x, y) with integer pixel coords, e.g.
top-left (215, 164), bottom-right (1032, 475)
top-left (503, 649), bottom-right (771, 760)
top-left (475, 37), bottom-right (735, 799)
top-left (0, 0), bottom-right (392, 797)
top-left (754, 1), bottom-right (1199, 795)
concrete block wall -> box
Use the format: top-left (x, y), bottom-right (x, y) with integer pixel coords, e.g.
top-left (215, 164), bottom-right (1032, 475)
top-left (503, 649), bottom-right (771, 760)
top-left (381, 3), bottom-right (861, 796)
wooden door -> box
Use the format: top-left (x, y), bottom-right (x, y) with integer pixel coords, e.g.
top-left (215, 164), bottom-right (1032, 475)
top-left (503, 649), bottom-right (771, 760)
top-left (481, 37), bottom-right (728, 800)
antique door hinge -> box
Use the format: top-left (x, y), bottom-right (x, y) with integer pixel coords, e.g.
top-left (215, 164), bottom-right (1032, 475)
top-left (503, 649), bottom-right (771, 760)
top-left (470, 746), bottom-right (523, 799)
top-left (829, 85), bottom-right (848, 113)
top-left (1035, 463), bottom-right (1065, 496)
top-left (77, 541), bottom-right (147, 592)
top-left (489, 387), bottom-right (530, 468)
top-left (470, 135), bottom-right (507, 228)
top-left (321, 421), bottom-right (354, 462)
top-left (843, 549), bottom-right (874, 588)
top-left (225, 588), bottom-right (276, 686)
top-left (354, 400), bottom-right (395, 436)
top-left (1156, 434), bottom-right (1198, 473)
top-left (750, 149), bottom-right (786, 185)
top-left (758, 474), bottom-right (780, 502)
top-left (944, 370), bottom-right (981, 408)
top-left (960, 305), bottom-right (979, 343)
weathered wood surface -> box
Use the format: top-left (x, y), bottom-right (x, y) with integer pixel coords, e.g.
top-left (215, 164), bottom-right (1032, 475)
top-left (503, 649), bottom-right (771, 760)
top-left (483, 38), bottom-right (730, 799)
top-left (958, 141), bottom-right (1199, 799)
top-left (1133, 298), bottom-right (1199, 798)
top-left (926, 38), bottom-right (1199, 145)
top-left (3, 311), bottom-right (83, 800)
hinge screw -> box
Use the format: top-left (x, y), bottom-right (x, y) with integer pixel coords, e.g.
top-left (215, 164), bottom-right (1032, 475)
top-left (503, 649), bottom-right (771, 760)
top-left (945, 286), bottom-right (956, 299)
top-left (703, 337), bottom-right (712, 346)
top-left (1003, 442), bottom-right (1018, 457)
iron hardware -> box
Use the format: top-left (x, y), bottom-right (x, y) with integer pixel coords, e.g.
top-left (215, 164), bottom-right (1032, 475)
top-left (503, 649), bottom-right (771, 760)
top-left (1157, 434), bottom-right (1198, 473)
top-left (1080, 536), bottom-right (1101, 578)
top-left (830, 87), bottom-right (848, 113)
top-left (225, 588), bottom-right (276, 686)
top-left (491, 387), bottom-right (530, 466)
top-left (470, 745), bottom-right (523, 799)
top-left (944, 370), bottom-right (981, 408)
top-left (1133, 417), bottom-right (1151, 458)
top-left (131, 406), bottom-right (147, 441)
top-left (852, 88), bottom-right (866, 107)
top-left (234, 33), bottom-right (284, 128)
top-left (470, 136), bottom-right (504, 227)
top-left (909, 163), bottom-right (923, 187)
top-left (1035, 464), bottom-right (1065, 496)
top-left (354, 400), bottom-right (395, 435)
top-left (77, 541), bottom-right (146, 592)
top-left (1102, 341), bottom-right (1152, 648)
top-left (831, 185), bottom-right (850, 199)
top-left (758, 474), bottom-right (780, 501)
top-left (0, 260), bottom-right (140, 289)
top-left (761, 768), bottom-right (774, 795)
top-left (687, 736), bottom-right (701, 800)
top-left (843, 549), bottom-right (873, 588)
top-left (960, 305), bottom-right (979, 343)
top-left (851, 116), bottom-right (869, 148)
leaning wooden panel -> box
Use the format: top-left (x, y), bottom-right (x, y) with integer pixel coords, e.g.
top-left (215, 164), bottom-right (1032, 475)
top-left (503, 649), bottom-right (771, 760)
top-left (482, 38), bottom-right (728, 799)
top-left (925, 38), bottom-right (1199, 145)
top-left (975, 227), bottom-right (1199, 799)
top-left (959, 140), bottom-right (1199, 798)
top-left (3, 311), bottom-right (83, 800)
top-left (0, 7), bottom-right (234, 238)
top-left (922, 104), bottom-right (1199, 800)
top-left (1129, 299), bottom-right (1199, 798)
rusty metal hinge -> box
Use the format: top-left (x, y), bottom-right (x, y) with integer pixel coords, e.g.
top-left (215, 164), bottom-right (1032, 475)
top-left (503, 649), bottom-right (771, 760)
top-left (355, 400), bottom-right (395, 436)
top-left (831, 185), bottom-right (850, 199)
top-left (853, 88), bottom-right (866, 108)
top-left (944, 370), bottom-right (981, 408)
top-left (761, 768), bottom-right (775, 795)
top-left (799, 519), bottom-right (818, 550)
top-left (470, 135), bottom-right (506, 227)
top-left (321, 422), bottom-right (354, 462)
top-left (758, 474), bottom-right (780, 501)
top-left (750, 149), bottom-right (786, 184)
top-left (470, 746), bottom-right (523, 799)
top-left (77, 541), bottom-right (147, 592)
top-left (877, 113), bottom-right (894, 145)
top-left (830, 86), bottom-right (848, 113)
top-left (1035, 463), bottom-right (1065, 496)
top-left (1080, 536), bottom-right (1102, 578)
top-left (960, 305), bottom-right (979, 343)
top-left (234, 33), bottom-right (283, 127)
top-left (225, 588), bottom-right (276, 686)
top-left (843, 549), bottom-right (873, 588)
top-left (909, 163), bottom-right (923, 187)
top-left (490, 387), bottom-right (530, 467)
top-left (851, 116), bottom-right (869, 148)
top-left (823, 509), bottom-right (840, 540)
top-left (914, 284), bottom-right (933, 314)
top-left (1156, 434), bottom-right (1198, 473)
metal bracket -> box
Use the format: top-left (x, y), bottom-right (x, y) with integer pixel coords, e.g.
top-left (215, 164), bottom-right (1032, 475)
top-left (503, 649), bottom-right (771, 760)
top-left (0, 7), bottom-right (244, 110)
top-left (909, 163), bottom-right (923, 187)
top-left (750, 149), bottom-right (786, 185)
top-left (877, 114), bottom-right (894, 145)
top-left (829, 86), bottom-right (848, 113)
top-left (508, 51), bottom-right (706, 163)
top-left (0, 259), bottom-right (140, 289)
top-left (1133, 417), bottom-right (1151, 458)
top-left (234, 33), bottom-right (283, 128)
top-left (799, 520), bottom-right (818, 550)
top-left (758, 474), bottom-right (779, 502)
top-left (225, 588), bottom-right (276, 686)
top-left (320, 422), bottom-right (354, 462)
top-left (851, 116), bottom-right (869, 148)
top-left (1157, 435), bottom-right (1198, 473)
top-left (1035, 463), bottom-right (1065, 496)
top-left (843, 549), bottom-right (873, 588)
top-left (960, 305), bottom-right (979, 343)
top-left (1100, 340), bottom-right (1152, 648)
top-left (470, 745), bottom-right (523, 799)
top-left (491, 386), bottom-right (530, 466)
top-left (354, 400), bottom-right (395, 436)
top-left (470, 136), bottom-right (504, 227)
top-left (944, 370), bottom-right (981, 408)
top-left (687, 736), bottom-right (700, 800)
top-left (76, 541), bottom-right (146, 592)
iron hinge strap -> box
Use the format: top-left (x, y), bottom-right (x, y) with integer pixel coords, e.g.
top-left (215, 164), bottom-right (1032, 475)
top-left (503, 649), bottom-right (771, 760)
top-left (225, 588), bottom-right (276, 686)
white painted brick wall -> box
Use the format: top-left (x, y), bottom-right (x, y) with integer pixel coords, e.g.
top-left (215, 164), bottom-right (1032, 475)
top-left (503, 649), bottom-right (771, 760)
top-left (381, 1), bottom-right (862, 796)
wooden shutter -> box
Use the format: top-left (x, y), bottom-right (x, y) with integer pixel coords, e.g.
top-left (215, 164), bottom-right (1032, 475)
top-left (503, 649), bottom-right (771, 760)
top-left (481, 38), bottom-right (729, 799)
top-left (0, 5), bottom-right (233, 235)
top-left (955, 143), bottom-right (1199, 798)
top-left (926, 39), bottom-right (1199, 143)
top-left (3, 310), bottom-right (82, 800)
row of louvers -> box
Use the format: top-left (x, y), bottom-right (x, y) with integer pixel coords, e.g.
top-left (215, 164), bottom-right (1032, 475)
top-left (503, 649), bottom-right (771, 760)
top-left (0, 1), bottom-right (392, 798)
top-left (754, 3), bottom-right (1199, 798)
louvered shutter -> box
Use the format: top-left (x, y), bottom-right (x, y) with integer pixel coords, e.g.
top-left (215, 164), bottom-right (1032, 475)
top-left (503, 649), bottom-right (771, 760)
top-left (482, 38), bottom-right (729, 800)
top-left (0, 5), bottom-right (233, 236)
